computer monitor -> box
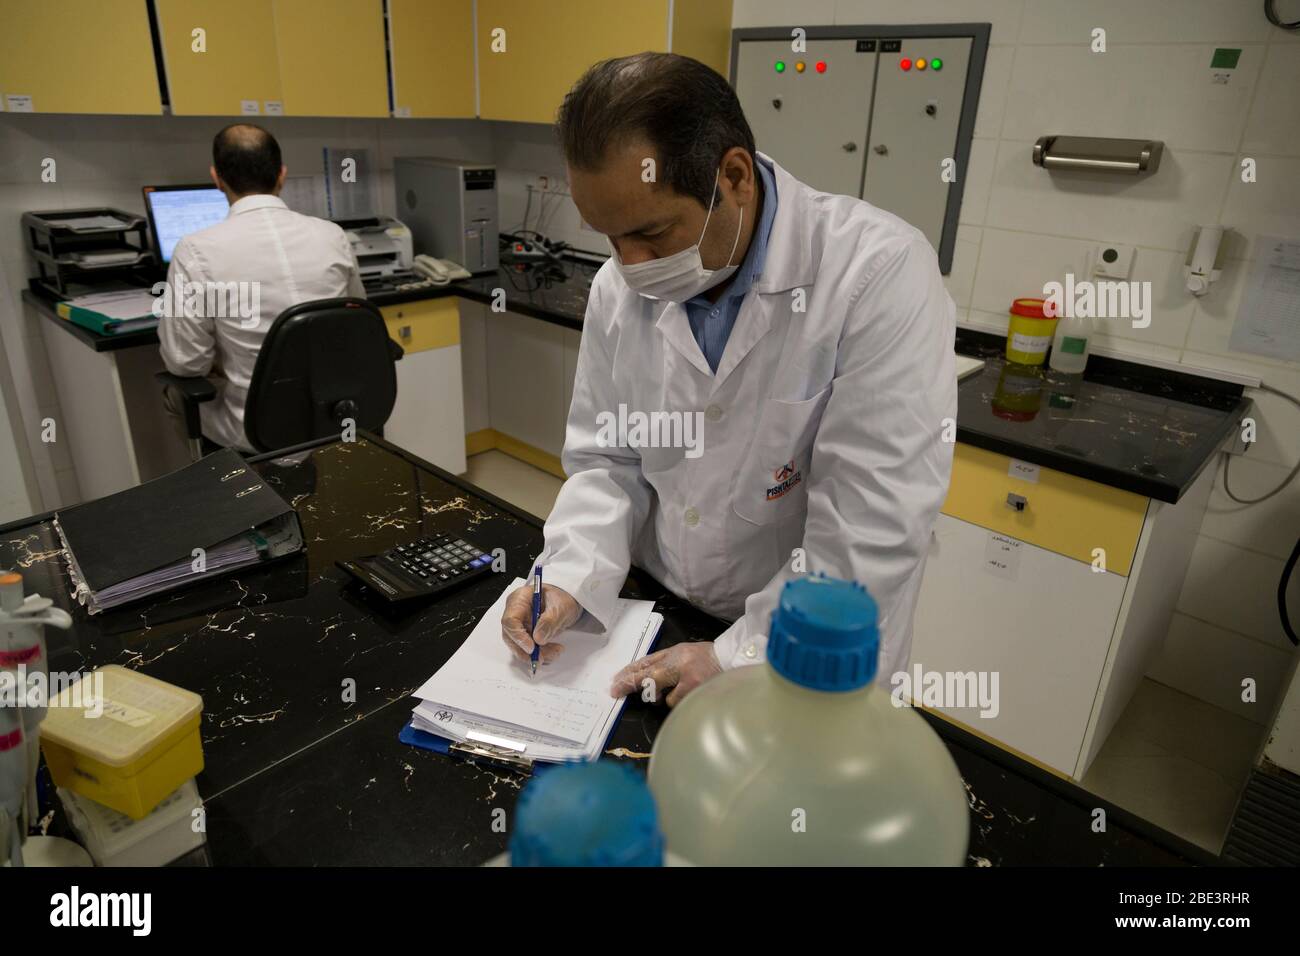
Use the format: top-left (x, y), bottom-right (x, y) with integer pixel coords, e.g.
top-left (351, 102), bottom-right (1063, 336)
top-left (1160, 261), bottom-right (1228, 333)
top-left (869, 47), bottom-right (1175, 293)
top-left (142, 184), bottom-right (229, 265)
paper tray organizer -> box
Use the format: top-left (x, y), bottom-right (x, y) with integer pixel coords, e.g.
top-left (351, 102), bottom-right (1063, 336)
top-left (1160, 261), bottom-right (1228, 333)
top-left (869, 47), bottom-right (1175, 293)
top-left (22, 207), bottom-right (156, 296)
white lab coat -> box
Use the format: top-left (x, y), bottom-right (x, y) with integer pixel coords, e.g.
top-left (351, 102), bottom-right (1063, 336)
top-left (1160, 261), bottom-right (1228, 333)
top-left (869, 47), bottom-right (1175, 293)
top-left (539, 154), bottom-right (956, 685)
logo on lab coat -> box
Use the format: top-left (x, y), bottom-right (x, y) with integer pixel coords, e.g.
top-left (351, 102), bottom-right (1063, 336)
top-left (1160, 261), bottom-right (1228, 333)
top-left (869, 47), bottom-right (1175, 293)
top-left (767, 459), bottom-right (802, 500)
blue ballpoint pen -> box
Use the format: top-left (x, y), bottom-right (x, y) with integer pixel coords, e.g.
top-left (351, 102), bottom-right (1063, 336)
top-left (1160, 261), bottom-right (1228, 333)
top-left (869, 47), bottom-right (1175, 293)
top-left (530, 565), bottom-right (543, 677)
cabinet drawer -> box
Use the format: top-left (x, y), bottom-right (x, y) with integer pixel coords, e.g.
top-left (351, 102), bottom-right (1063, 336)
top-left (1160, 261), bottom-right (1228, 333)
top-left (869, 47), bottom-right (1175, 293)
top-left (943, 444), bottom-right (1147, 576)
top-left (380, 298), bottom-right (460, 355)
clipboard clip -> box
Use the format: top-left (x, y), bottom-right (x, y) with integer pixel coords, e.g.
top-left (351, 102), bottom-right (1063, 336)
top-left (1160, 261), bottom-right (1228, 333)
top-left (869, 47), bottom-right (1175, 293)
top-left (450, 740), bottom-right (534, 774)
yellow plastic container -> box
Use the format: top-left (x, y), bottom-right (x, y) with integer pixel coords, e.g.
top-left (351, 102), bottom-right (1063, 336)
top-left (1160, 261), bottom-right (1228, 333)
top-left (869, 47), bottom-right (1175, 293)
top-left (40, 665), bottom-right (203, 820)
top-left (1005, 297), bottom-right (1058, 366)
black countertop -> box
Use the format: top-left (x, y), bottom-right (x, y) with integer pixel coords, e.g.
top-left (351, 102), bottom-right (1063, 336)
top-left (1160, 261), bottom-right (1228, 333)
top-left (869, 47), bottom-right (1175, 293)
top-left (0, 435), bottom-right (1216, 866)
top-left (26, 268), bottom-right (1246, 504)
top-left (953, 329), bottom-right (1250, 503)
top-left (23, 255), bottom-right (595, 353)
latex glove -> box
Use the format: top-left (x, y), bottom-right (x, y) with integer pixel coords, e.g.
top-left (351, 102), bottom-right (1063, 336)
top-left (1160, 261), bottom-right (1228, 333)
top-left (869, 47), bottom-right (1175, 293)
top-left (500, 582), bottom-right (582, 666)
top-left (610, 642), bottom-right (722, 707)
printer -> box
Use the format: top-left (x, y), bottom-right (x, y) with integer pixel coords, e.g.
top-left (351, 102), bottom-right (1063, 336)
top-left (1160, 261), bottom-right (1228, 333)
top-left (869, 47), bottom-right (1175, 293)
top-left (342, 217), bottom-right (413, 282)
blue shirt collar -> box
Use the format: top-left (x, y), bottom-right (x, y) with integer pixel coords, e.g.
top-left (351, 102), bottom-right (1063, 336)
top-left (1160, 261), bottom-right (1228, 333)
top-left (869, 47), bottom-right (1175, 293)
top-left (686, 156), bottom-right (779, 309)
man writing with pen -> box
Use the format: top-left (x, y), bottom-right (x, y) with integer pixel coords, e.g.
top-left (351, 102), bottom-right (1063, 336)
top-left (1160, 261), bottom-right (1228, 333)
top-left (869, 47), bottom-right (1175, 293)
top-left (500, 54), bottom-right (954, 707)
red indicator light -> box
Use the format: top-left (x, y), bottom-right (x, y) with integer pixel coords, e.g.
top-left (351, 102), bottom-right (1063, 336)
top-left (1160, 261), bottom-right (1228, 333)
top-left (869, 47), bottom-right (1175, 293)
top-left (815, 61), bottom-right (826, 73)
top-left (900, 58), bottom-right (912, 71)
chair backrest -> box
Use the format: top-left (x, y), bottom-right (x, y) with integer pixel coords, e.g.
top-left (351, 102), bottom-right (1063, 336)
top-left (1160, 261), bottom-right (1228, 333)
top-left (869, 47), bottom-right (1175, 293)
top-left (244, 297), bottom-right (398, 453)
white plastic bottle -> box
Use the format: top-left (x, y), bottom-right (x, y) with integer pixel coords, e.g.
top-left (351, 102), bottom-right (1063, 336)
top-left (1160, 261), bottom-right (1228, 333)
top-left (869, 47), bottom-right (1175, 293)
top-left (1049, 312), bottom-right (1094, 374)
top-left (648, 576), bottom-right (969, 866)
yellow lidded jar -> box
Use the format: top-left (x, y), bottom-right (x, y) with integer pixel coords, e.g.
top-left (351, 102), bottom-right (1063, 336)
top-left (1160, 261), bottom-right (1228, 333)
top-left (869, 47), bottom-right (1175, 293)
top-left (1005, 297), bottom-right (1058, 366)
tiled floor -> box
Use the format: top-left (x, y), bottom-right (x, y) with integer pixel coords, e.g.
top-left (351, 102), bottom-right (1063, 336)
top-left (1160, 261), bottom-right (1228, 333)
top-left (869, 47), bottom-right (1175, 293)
top-left (1081, 679), bottom-right (1264, 853)
top-left (463, 450), bottom-right (563, 520)
top-left (466, 448), bottom-right (1264, 856)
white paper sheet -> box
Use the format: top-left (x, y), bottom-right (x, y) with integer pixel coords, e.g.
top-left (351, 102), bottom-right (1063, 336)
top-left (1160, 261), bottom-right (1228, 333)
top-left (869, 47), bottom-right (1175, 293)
top-left (413, 579), bottom-right (660, 746)
top-left (1230, 236), bottom-right (1300, 363)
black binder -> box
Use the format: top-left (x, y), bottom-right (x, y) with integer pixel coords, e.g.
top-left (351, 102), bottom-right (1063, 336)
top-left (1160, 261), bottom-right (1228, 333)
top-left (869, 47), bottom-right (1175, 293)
top-left (54, 449), bottom-right (304, 614)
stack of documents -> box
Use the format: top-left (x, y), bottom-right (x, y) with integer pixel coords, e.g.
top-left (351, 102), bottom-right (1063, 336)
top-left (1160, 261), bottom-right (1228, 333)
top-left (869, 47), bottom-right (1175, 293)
top-left (57, 288), bottom-right (159, 334)
top-left (411, 579), bottom-right (662, 763)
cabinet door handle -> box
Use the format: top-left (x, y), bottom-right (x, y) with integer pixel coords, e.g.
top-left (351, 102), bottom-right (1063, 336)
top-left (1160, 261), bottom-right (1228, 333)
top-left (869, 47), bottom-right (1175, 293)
top-left (1006, 492), bottom-right (1027, 512)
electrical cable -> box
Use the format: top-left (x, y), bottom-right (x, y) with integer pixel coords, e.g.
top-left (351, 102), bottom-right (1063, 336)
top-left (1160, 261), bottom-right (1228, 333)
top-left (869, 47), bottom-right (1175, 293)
top-left (1222, 382), bottom-right (1300, 505)
top-left (1265, 0), bottom-right (1300, 30)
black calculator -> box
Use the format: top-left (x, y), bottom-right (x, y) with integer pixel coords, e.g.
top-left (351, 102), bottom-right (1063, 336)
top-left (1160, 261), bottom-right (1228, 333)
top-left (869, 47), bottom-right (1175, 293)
top-left (336, 532), bottom-right (495, 602)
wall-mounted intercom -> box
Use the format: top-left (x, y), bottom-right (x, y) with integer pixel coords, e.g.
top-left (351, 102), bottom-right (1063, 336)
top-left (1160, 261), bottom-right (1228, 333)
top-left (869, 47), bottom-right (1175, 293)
top-left (731, 24), bottom-right (991, 274)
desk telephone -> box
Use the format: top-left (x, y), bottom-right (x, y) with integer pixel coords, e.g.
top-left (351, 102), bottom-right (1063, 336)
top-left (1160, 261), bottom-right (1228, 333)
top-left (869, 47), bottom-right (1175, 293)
top-left (412, 255), bottom-right (471, 285)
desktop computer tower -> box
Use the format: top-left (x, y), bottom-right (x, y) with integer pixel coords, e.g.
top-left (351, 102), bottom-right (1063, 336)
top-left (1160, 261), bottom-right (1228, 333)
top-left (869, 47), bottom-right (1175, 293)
top-left (394, 157), bottom-right (499, 274)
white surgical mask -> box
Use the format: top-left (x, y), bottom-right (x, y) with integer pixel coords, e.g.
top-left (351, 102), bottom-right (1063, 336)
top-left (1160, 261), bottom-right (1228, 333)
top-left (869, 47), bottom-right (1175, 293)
top-left (609, 169), bottom-right (743, 302)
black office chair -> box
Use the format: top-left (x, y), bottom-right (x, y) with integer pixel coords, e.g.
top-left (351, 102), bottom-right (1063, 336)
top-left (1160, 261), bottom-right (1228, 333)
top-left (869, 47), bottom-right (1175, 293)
top-left (157, 297), bottom-right (403, 461)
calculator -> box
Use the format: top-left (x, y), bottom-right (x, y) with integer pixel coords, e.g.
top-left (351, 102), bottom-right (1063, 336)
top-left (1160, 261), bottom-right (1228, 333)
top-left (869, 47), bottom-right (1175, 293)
top-left (336, 532), bottom-right (495, 602)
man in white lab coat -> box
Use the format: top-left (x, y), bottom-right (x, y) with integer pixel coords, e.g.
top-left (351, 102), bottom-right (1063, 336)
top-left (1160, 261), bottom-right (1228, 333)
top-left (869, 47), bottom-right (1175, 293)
top-left (159, 124), bottom-right (364, 452)
top-left (501, 53), bottom-right (956, 705)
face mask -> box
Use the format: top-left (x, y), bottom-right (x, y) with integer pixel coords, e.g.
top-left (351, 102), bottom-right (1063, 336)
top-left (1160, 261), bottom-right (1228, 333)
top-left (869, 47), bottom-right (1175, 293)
top-left (609, 169), bottom-right (744, 302)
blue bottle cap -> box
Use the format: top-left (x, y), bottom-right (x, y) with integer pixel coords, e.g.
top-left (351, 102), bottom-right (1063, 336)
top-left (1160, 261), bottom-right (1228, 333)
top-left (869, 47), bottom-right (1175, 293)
top-left (509, 761), bottom-right (665, 867)
top-left (767, 576), bottom-right (880, 691)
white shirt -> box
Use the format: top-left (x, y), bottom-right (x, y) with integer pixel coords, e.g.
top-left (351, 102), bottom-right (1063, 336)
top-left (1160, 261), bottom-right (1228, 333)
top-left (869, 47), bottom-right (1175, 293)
top-left (158, 194), bottom-right (364, 451)
top-left (540, 155), bottom-right (956, 685)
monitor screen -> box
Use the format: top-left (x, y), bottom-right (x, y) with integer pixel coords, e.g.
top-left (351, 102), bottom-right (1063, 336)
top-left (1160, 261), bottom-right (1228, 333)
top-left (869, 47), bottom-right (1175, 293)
top-left (143, 186), bottom-right (229, 264)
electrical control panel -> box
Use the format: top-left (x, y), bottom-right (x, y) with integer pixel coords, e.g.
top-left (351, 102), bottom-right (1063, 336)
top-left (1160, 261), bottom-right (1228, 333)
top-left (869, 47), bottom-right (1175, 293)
top-left (732, 25), bottom-right (990, 274)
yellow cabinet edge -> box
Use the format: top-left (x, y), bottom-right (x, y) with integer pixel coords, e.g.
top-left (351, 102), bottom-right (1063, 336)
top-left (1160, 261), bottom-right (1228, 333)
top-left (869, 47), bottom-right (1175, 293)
top-left (381, 298), bottom-right (461, 353)
top-left (942, 443), bottom-right (1147, 576)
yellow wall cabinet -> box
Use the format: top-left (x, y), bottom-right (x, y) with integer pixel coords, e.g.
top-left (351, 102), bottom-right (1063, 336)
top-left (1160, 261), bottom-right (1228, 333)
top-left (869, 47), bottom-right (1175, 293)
top-left (156, 0), bottom-right (282, 117)
top-left (388, 0), bottom-right (476, 119)
top-left (477, 0), bottom-right (733, 123)
top-left (272, 0), bottom-right (389, 117)
top-left (0, 0), bottom-right (161, 114)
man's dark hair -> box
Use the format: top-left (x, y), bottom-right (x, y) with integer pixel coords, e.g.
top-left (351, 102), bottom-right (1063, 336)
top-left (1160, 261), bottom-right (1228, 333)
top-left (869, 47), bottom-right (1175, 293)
top-left (556, 52), bottom-right (756, 209)
top-left (212, 124), bottom-right (282, 195)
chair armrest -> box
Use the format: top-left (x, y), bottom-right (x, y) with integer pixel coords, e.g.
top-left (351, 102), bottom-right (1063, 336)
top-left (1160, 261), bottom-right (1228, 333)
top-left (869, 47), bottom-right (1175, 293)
top-left (387, 338), bottom-right (405, 362)
top-left (155, 371), bottom-right (218, 404)
top-left (155, 371), bottom-right (218, 445)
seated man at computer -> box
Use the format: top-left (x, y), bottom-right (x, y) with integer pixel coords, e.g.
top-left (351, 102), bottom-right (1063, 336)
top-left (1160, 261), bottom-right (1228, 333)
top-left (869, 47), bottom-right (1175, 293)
top-left (157, 123), bottom-right (364, 452)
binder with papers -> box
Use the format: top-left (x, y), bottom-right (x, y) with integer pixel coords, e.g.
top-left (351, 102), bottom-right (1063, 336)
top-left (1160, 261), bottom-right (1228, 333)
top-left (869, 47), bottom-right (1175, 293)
top-left (407, 579), bottom-right (663, 767)
top-left (54, 449), bottom-right (304, 615)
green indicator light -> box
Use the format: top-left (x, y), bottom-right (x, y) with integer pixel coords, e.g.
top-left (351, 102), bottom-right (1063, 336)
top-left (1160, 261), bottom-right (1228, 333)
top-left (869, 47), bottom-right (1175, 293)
top-left (775, 60), bottom-right (785, 73)
top-left (931, 58), bottom-right (943, 70)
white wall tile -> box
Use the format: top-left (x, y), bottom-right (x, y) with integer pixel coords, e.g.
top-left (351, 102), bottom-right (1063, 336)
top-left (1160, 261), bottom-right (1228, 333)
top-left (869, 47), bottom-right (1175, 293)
top-left (830, 0), bottom-right (1026, 43)
top-left (942, 225), bottom-right (980, 308)
top-left (1220, 155), bottom-right (1300, 261)
top-left (1019, 0), bottom-right (1271, 45)
top-left (985, 139), bottom-right (1232, 252)
top-left (970, 47), bottom-right (1011, 140)
top-left (1199, 456), bottom-right (1300, 560)
top-left (1175, 535), bottom-right (1297, 649)
top-left (732, 0), bottom-right (836, 29)
top-left (1241, 42), bottom-right (1300, 156)
top-left (957, 137), bottom-right (995, 225)
top-left (1001, 43), bottom-right (1263, 153)
top-left (1180, 350), bottom-right (1300, 469)
top-left (1149, 612), bottom-right (1291, 725)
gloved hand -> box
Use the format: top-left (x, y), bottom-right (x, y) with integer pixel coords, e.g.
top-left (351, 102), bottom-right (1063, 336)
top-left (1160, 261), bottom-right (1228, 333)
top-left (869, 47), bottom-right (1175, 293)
top-left (609, 642), bottom-right (722, 707)
top-left (500, 582), bottom-right (582, 665)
